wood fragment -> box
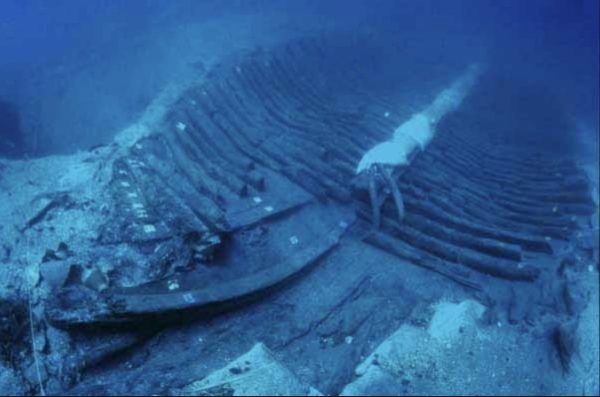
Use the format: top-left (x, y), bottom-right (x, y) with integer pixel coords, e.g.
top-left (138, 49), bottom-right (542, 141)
top-left (20, 193), bottom-right (73, 232)
top-left (364, 231), bottom-right (483, 291)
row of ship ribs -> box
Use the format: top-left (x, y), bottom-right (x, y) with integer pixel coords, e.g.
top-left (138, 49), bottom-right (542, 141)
top-left (47, 35), bottom-right (595, 328)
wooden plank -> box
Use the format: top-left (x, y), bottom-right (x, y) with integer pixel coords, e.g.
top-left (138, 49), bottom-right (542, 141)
top-left (47, 226), bottom-right (343, 329)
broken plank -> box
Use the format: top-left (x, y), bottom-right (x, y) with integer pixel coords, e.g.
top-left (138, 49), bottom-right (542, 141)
top-left (46, 227), bottom-right (343, 329)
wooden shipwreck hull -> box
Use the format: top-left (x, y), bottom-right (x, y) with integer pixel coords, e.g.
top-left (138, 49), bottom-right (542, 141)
top-left (46, 34), bottom-right (595, 329)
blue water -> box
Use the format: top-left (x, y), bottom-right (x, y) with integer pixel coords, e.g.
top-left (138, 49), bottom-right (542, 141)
top-left (0, 0), bottom-right (597, 156)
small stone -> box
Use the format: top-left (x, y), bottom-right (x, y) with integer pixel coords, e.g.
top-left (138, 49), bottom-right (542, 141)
top-left (176, 122), bottom-right (187, 132)
top-left (252, 196), bottom-right (263, 204)
top-left (345, 336), bottom-right (354, 345)
top-left (289, 236), bottom-right (299, 245)
top-left (264, 206), bottom-right (274, 212)
top-left (40, 261), bottom-right (71, 289)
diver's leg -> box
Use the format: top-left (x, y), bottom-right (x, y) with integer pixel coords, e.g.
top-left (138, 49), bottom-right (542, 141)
top-left (368, 168), bottom-right (381, 229)
top-left (382, 166), bottom-right (405, 223)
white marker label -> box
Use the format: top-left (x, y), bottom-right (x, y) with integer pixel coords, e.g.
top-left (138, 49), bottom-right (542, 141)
top-left (143, 224), bottom-right (156, 234)
top-left (183, 293), bottom-right (195, 303)
top-left (168, 280), bottom-right (180, 291)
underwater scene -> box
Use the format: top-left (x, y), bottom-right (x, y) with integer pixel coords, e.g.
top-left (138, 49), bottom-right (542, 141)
top-left (0, 0), bottom-right (599, 395)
